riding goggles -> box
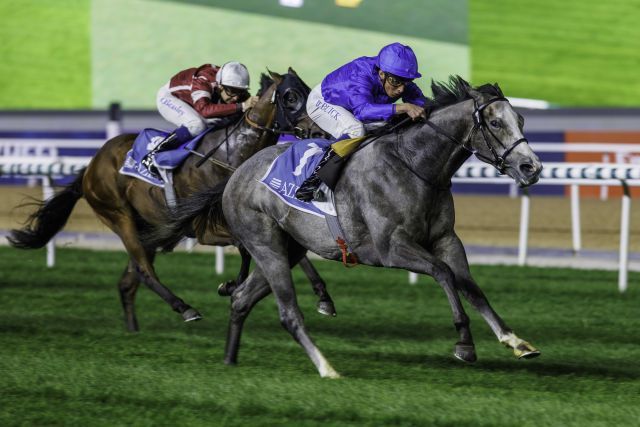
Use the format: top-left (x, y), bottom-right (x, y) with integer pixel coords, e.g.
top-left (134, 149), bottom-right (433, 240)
top-left (222, 85), bottom-right (249, 99)
top-left (384, 73), bottom-right (412, 88)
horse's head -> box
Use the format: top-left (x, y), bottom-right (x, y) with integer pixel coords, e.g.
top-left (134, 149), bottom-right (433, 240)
top-left (464, 82), bottom-right (542, 187)
top-left (247, 68), bottom-right (328, 141)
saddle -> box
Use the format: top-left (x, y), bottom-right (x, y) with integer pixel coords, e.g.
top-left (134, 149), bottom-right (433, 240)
top-left (317, 115), bottom-right (416, 190)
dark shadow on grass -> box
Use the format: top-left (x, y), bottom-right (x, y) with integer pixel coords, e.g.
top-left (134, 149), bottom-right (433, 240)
top-left (335, 348), bottom-right (640, 382)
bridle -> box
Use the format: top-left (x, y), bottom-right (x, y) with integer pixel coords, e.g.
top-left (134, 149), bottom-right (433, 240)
top-left (425, 97), bottom-right (528, 174)
top-left (196, 76), bottom-right (324, 168)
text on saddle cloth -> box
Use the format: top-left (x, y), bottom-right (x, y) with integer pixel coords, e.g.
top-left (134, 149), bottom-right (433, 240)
top-left (119, 127), bottom-right (216, 188)
top-left (259, 139), bottom-right (358, 265)
top-left (260, 138), bottom-right (333, 218)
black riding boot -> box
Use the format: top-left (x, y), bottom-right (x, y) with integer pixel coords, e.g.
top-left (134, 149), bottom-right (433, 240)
top-left (295, 149), bottom-right (336, 202)
top-left (141, 126), bottom-right (191, 175)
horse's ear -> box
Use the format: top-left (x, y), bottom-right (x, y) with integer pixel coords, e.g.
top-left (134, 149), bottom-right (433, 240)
top-left (288, 67), bottom-right (299, 77)
top-left (268, 68), bottom-right (283, 84)
top-left (517, 112), bottom-right (525, 130)
top-left (468, 88), bottom-right (483, 102)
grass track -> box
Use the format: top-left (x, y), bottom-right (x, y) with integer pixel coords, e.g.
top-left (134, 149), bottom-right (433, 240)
top-left (1, 246), bottom-right (639, 426)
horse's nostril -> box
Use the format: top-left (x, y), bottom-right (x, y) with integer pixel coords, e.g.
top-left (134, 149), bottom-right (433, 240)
top-left (520, 163), bottom-right (535, 175)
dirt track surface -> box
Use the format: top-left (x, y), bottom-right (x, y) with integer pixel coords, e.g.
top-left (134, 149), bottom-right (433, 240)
top-left (1, 185), bottom-right (638, 252)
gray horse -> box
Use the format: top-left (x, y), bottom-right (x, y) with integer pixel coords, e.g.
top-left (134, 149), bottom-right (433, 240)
top-left (151, 76), bottom-right (543, 378)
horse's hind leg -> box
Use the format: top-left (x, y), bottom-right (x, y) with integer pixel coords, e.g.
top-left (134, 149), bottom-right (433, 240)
top-left (298, 255), bottom-right (337, 317)
top-left (217, 245), bottom-right (251, 297)
top-left (225, 241), bottom-right (308, 364)
top-left (227, 234), bottom-right (339, 378)
top-left (433, 233), bottom-right (540, 359)
top-left (95, 210), bottom-right (202, 323)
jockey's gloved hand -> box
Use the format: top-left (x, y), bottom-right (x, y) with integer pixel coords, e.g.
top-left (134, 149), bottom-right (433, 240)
top-left (396, 103), bottom-right (425, 120)
top-left (242, 96), bottom-right (259, 112)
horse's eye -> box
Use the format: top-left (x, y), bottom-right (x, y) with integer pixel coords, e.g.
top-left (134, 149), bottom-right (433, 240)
top-left (490, 120), bottom-right (501, 128)
top-left (285, 93), bottom-right (297, 105)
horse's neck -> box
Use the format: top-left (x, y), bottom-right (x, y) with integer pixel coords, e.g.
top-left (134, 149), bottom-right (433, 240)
top-left (395, 101), bottom-right (474, 185)
top-left (200, 120), bottom-right (265, 157)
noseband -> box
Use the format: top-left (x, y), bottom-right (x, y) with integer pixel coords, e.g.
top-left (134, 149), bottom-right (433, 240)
top-left (426, 97), bottom-right (528, 174)
top-left (244, 83), bottom-right (324, 140)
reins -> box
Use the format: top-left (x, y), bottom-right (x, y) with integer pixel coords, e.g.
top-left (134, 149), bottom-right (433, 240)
top-left (424, 97), bottom-right (528, 174)
top-left (340, 115), bottom-right (414, 161)
top-left (196, 81), bottom-right (319, 170)
top-left (195, 113), bottom-right (247, 168)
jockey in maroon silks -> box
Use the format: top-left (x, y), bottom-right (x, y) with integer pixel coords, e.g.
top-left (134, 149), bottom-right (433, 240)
top-left (296, 43), bottom-right (428, 201)
top-left (142, 62), bottom-right (259, 173)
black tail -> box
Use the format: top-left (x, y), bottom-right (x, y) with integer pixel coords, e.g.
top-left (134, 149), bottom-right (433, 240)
top-left (8, 169), bottom-right (86, 249)
top-left (142, 179), bottom-right (229, 250)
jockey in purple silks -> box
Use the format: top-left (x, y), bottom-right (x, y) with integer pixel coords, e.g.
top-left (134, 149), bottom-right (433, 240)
top-left (295, 42), bottom-right (428, 201)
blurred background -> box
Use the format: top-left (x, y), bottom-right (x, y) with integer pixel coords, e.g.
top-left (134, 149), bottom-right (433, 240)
top-left (1, 0), bottom-right (639, 270)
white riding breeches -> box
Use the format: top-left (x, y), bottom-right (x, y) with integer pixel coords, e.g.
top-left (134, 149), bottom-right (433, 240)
top-left (156, 84), bottom-right (207, 136)
top-left (306, 84), bottom-right (365, 139)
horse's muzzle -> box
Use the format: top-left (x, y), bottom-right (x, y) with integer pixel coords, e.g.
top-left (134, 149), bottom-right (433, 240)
top-left (517, 161), bottom-right (543, 187)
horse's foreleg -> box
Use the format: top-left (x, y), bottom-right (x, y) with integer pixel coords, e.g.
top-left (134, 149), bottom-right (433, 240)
top-left (381, 236), bottom-right (476, 363)
top-left (297, 255), bottom-right (337, 317)
top-left (433, 233), bottom-right (540, 359)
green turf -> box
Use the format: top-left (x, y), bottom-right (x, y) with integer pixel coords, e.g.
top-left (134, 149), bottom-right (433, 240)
top-left (1, 246), bottom-right (638, 425)
top-left (0, 0), bottom-right (90, 109)
top-left (470, 0), bottom-right (640, 106)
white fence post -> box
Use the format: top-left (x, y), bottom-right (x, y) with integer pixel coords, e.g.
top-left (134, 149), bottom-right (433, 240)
top-left (600, 154), bottom-right (610, 200)
top-left (408, 272), bottom-right (418, 284)
top-left (570, 184), bottom-right (582, 253)
top-left (518, 189), bottom-right (530, 266)
top-left (215, 246), bottom-right (225, 274)
top-left (618, 182), bottom-right (631, 293)
top-left (105, 103), bottom-right (122, 140)
top-left (42, 176), bottom-right (55, 268)
top-left (185, 238), bottom-right (196, 252)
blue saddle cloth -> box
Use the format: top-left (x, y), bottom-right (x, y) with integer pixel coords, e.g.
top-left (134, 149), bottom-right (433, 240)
top-left (259, 138), bottom-right (333, 217)
top-left (119, 127), bottom-right (216, 187)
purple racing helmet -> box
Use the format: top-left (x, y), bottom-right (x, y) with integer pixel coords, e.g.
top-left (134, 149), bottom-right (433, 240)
top-left (376, 43), bottom-right (422, 80)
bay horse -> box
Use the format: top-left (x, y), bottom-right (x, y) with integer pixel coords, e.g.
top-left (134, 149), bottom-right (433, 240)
top-left (150, 76), bottom-right (543, 377)
top-left (8, 69), bottom-right (336, 332)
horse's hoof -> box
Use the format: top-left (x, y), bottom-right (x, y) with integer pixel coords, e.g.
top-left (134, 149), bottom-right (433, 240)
top-left (182, 308), bottom-right (202, 322)
top-left (454, 342), bottom-right (477, 363)
top-left (223, 357), bottom-right (237, 366)
top-left (317, 300), bottom-right (337, 317)
top-left (514, 341), bottom-right (541, 359)
top-left (217, 280), bottom-right (237, 297)
top-left (322, 371), bottom-right (342, 379)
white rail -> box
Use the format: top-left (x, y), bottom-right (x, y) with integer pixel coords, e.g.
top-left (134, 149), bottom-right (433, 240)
top-left (408, 162), bottom-right (639, 292)
top-left (3, 138), bottom-right (638, 287)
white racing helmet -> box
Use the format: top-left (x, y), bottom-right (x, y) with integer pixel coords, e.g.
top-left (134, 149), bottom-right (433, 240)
top-left (215, 61), bottom-right (250, 89)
